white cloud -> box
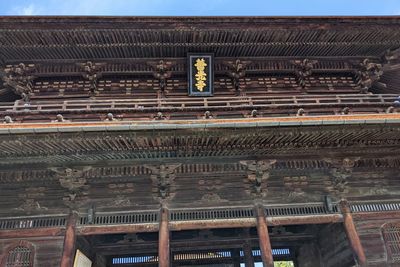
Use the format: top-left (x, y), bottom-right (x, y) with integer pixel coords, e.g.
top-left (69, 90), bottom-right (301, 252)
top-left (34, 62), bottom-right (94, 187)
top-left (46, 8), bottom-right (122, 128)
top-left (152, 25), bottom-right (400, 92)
top-left (11, 4), bottom-right (41, 16)
top-left (20, 4), bottom-right (36, 15)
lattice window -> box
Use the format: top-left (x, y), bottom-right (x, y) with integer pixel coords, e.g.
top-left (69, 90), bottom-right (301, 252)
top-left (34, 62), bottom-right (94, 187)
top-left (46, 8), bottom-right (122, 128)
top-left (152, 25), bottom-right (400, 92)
top-left (382, 223), bottom-right (400, 263)
top-left (2, 241), bottom-right (34, 267)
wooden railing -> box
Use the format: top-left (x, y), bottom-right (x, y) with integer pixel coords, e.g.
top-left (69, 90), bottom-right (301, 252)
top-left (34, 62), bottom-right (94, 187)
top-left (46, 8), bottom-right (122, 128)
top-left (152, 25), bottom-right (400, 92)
top-left (0, 94), bottom-right (398, 122)
top-left (0, 94), bottom-right (397, 113)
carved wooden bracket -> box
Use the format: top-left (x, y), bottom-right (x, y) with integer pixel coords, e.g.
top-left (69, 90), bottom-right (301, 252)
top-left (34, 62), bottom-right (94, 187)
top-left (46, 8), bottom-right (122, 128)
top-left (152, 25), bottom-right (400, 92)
top-left (382, 47), bottom-right (400, 64)
top-left (79, 61), bottom-right (104, 95)
top-left (147, 60), bottom-right (174, 94)
top-left (1, 63), bottom-right (35, 101)
top-left (324, 158), bottom-right (360, 195)
top-left (292, 59), bottom-right (317, 89)
top-left (355, 59), bottom-right (383, 93)
top-left (240, 159), bottom-right (276, 197)
top-left (144, 164), bottom-right (181, 201)
top-left (223, 59), bottom-right (251, 95)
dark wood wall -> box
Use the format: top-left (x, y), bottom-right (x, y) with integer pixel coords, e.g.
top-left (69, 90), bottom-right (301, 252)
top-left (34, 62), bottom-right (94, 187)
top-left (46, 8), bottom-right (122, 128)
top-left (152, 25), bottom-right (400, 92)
top-left (318, 224), bottom-right (355, 267)
top-left (0, 237), bottom-right (64, 267)
top-left (354, 214), bottom-right (400, 266)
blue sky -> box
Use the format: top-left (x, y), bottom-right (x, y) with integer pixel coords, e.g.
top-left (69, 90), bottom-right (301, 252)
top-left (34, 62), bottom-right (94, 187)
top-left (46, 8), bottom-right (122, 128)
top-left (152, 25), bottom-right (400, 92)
top-left (2, 0), bottom-right (400, 16)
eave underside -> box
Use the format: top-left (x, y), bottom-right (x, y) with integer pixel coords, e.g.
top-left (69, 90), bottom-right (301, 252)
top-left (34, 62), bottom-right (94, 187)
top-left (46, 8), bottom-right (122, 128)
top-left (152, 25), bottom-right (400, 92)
top-left (0, 17), bottom-right (400, 62)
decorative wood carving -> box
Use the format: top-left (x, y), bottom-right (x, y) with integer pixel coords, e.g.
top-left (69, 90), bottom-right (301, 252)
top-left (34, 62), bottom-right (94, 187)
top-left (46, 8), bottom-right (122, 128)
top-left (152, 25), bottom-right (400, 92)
top-left (106, 196), bottom-right (132, 207)
top-left (79, 61), bottom-right (104, 95)
top-left (117, 233), bottom-right (145, 244)
top-left (355, 59), bottom-right (383, 93)
top-left (198, 178), bottom-right (227, 203)
top-left (200, 193), bottom-right (227, 203)
top-left (283, 176), bottom-right (308, 201)
top-left (324, 158), bottom-right (360, 195)
top-left (382, 47), bottom-right (400, 64)
top-left (15, 199), bottom-right (48, 213)
top-left (292, 59), bottom-right (317, 89)
top-left (14, 187), bottom-right (48, 213)
top-left (108, 183), bottom-right (134, 194)
top-left (144, 164), bottom-right (181, 201)
top-left (147, 60), bottom-right (174, 94)
top-left (223, 59), bottom-right (251, 95)
top-left (50, 167), bottom-right (92, 208)
top-left (240, 160), bottom-right (276, 197)
top-left (1, 63), bottom-right (35, 101)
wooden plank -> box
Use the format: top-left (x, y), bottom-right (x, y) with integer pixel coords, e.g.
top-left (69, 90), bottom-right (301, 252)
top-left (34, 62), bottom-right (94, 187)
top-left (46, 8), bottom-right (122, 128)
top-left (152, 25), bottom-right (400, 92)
top-left (0, 227), bottom-right (64, 238)
top-left (266, 214), bottom-right (343, 226)
top-left (170, 218), bottom-right (256, 231)
top-left (77, 223), bottom-right (158, 236)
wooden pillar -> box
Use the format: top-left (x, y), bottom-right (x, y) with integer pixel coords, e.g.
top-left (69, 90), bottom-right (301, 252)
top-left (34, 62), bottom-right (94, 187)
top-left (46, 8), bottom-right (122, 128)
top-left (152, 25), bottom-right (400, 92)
top-left (340, 200), bottom-right (367, 267)
top-left (231, 248), bottom-right (241, 267)
top-left (243, 242), bottom-right (254, 267)
top-left (60, 212), bottom-right (78, 267)
top-left (159, 206), bottom-right (170, 267)
top-left (256, 205), bottom-right (274, 267)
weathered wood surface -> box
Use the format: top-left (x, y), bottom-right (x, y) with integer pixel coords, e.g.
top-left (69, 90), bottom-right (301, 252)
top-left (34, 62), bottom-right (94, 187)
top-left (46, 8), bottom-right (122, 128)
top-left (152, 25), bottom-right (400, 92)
top-left (340, 201), bottom-right (367, 267)
top-left (0, 17), bottom-right (400, 62)
top-left (256, 206), bottom-right (274, 267)
top-left (353, 213), bottom-right (400, 266)
top-left (159, 207), bottom-right (170, 267)
top-left (0, 16), bottom-right (399, 267)
top-left (60, 212), bottom-right (78, 267)
top-left (318, 224), bottom-right (355, 267)
top-left (0, 237), bottom-right (64, 267)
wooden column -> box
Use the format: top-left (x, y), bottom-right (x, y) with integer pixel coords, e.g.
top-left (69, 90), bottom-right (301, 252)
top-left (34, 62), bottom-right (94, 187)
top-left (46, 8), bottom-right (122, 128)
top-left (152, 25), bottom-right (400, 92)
top-left (231, 248), bottom-right (241, 267)
top-left (243, 242), bottom-right (254, 267)
top-left (340, 200), bottom-right (367, 267)
top-left (159, 206), bottom-right (170, 267)
top-left (60, 212), bottom-right (78, 267)
top-left (256, 205), bottom-right (274, 267)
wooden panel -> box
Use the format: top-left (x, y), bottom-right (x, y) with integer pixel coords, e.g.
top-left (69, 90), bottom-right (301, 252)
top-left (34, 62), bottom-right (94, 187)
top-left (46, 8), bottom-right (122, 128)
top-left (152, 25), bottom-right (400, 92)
top-left (318, 224), bottom-right (355, 267)
top-left (0, 237), bottom-right (64, 267)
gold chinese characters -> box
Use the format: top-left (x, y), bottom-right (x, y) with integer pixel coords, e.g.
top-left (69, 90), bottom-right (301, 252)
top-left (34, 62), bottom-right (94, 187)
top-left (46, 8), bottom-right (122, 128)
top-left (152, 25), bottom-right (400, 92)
top-left (194, 58), bottom-right (207, 91)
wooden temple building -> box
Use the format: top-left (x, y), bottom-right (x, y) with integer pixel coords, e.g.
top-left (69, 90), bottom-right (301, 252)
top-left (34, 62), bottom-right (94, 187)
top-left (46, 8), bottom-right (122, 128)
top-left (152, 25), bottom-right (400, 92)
top-left (1, 16), bottom-right (400, 267)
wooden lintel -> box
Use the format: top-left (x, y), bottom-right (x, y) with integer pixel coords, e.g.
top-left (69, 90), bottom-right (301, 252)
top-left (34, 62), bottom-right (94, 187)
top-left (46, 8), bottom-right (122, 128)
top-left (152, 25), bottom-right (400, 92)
top-left (0, 227), bottom-right (64, 239)
top-left (77, 223), bottom-right (159, 236)
top-left (256, 205), bottom-right (274, 267)
top-left (170, 218), bottom-right (257, 231)
top-left (266, 214), bottom-right (343, 226)
top-left (2, 113), bottom-right (400, 130)
top-left (351, 210), bottom-right (400, 221)
top-left (60, 212), bottom-right (78, 267)
top-left (0, 214), bottom-right (343, 240)
top-left (340, 200), bottom-right (367, 267)
top-left (159, 206), bottom-right (170, 267)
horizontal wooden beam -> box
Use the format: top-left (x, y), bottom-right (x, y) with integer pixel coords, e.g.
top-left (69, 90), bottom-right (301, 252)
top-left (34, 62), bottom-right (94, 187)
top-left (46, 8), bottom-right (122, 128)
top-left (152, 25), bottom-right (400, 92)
top-left (2, 113), bottom-right (400, 130)
top-left (351, 210), bottom-right (400, 221)
top-left (77, 223), bottom-right (159, 236)
top-left (266, 214), bottom-right (343, 226)
top-left (0, 227), bottom-right (65, 238)
top-left (170, 218), bottom-right (257, 231)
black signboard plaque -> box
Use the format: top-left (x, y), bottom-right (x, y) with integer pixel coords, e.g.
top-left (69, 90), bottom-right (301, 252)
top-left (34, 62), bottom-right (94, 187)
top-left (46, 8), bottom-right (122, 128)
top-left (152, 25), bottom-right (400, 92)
top-left (188, 53), bottom-right (214, 96)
